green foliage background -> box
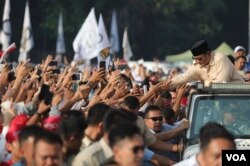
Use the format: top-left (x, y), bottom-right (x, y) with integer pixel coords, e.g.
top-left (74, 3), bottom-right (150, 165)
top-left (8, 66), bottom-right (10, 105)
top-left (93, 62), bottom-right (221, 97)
top-left (0, 0), bottom-right (248, 62)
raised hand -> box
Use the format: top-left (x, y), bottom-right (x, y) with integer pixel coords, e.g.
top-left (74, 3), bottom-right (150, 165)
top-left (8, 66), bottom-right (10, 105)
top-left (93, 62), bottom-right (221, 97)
top-left (42, 71), bottom-right (53, 86)
top-left (0, 63), bottom-right (12, 85)
top-left (88, 68), bottom-right (106, 87)
top-left (16, 59), bottom-right (30, 79)
top-left (52, 91), bottom-right (64, 106)
top-left (30, 65), bottom-right (41, 80)
top-left (108, 70), bottom-right (120, 85)
top-left (62, 67), bottom-right (74, 87)
top-left (42, 55), bottom-right (53, 72)
top-left (82, 67), bottom-right (91, 82)
top-left (112, 82), bottom-right (130, 100)
top-left (177, 118), bottom-right (189, 130)
top-left (176, 84), bottom-right (188, 97)
top-left (160, 79), bottom-right (171, 92)
top-left (37, 100), bottom-right (51, 114)
top-left (149, 81), bottom-right (163, 94)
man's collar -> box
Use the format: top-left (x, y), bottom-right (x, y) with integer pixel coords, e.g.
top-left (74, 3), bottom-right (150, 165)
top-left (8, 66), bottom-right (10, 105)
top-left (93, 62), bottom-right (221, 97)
top-left (82, 135), bottom-right (93, 147)
top-left (208, 52), bottom-right (215, 66)
top-left (99, 138), bottom-right (113, 159)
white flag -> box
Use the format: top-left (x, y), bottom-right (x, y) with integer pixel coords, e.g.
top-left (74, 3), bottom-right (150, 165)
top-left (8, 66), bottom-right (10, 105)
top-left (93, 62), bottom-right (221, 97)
top-left (18, 1), bottom-right (34, 62)
top-left (122, 27), bottom-right (132, 61)
top-left (96, 14), bottom-right (110, 59)
top-left (0, 42), bottom-right (16, 63)
top-left (56, 12), bottom-right (66, 54)
top-left (73, 8), bottom-right (98, 60)
top-left (0, 0), bottom-right (11, 51)
top-left (110, 10), bottom-right (119, 53)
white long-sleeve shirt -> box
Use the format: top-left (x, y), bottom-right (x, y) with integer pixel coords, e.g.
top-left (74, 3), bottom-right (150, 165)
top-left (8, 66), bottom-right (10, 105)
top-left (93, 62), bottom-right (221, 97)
top-left (171, 52), bottom-right (244, 87)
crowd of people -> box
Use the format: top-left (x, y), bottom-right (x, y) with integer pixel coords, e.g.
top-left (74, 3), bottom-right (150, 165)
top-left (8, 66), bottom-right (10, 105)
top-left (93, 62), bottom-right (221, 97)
top-left (0, 39), bottom-right (248, 166)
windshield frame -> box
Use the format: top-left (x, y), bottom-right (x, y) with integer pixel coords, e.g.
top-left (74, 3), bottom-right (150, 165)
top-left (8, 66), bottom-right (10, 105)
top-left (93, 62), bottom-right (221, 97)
top-left (186, 93), bottom-right (250, 142)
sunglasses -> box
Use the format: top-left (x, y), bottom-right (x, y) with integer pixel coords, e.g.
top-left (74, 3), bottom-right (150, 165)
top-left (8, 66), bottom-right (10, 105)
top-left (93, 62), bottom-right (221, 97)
top-left (146, 116), bottom-right (163, 122)
top-left (132, 145), bottom-right (145, 154)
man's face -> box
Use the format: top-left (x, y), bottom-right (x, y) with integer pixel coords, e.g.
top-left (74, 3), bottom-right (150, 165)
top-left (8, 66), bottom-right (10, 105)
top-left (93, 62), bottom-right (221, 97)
top-left (34, 141), bottom-right (62, 166)
top-left (193, 52), bottom-right (211, 67)
top-left (170, 91), bottom-right (177, 105)
top-left (20, 137), bottom-right (35, 165)
top-left (235, 58), bottom-right (246, 70)
top-left (201, 138), bottom-right (235, 166)
top-left (144, 110), bottom-right (163, 133)
top-left (113, 134), bottom-right (144, 166)
top-left (235, 50), bottom-right (246, 58)
top-left (159, 97), bottom-right (172, 109)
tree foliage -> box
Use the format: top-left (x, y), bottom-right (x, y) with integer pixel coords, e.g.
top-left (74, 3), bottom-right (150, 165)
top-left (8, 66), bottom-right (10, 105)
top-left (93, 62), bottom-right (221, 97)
top-left (0, 0), bottom-right (248, 62)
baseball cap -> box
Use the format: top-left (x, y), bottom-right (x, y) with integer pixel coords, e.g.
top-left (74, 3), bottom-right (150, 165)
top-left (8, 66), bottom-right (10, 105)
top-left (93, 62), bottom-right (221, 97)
top-left (43, 116), bottom-right (61, 132)
top-left (5, 115), bottom-right (30, 143)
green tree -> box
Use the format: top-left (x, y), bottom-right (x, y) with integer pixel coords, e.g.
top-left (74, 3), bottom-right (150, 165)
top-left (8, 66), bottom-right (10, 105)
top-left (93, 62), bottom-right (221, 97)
top-left (0, 0), bottom-right (248, 62)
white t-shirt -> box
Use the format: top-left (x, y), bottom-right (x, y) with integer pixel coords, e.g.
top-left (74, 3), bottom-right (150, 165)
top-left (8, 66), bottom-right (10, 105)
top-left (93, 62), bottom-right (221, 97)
top-left (0, 126), bottom-right (9, 161)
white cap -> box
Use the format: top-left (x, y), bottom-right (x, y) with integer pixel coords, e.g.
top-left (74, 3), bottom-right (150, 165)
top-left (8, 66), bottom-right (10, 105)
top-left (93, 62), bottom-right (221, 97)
top-left (234, 45), bottom-right (246, 53)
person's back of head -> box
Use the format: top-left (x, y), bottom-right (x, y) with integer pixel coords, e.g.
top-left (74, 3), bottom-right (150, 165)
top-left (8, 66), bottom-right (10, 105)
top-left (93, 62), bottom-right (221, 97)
top-left (57, 111), bottom-right (86, 154)
top-left (103, 108), bottom-right (138, 134)
top-left (58, 111), bottom-right (86, 140)
top-left (87, 103), bottom-right (110, 126)
top-left (199, 122), bottom-right (236, 151)
top-left (163, 108), bottom-right (175, 125)
top-left (123, 96), bottom-right (140, 112)
top-left (160, 91), bottom-right (172, 99)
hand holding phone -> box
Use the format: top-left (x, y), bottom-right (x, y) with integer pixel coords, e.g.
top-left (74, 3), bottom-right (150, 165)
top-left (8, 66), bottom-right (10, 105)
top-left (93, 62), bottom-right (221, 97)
top-left (72, 73), bottom-right (82, 81)
top-left (48, 60), bottom-right (58, 67)
top-left (99, 61), bottom-right (106, 69)
top-left (52, 69), bottom-right (61, 74)
top-left (39, 84), bottom-right (53, 105)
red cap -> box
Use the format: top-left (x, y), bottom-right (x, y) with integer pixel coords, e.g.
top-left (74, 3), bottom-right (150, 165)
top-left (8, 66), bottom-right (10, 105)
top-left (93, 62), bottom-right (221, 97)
top-left (43, 116), bottom-right (61, 132)
top-left (6, 114), bottom-right (29, 143)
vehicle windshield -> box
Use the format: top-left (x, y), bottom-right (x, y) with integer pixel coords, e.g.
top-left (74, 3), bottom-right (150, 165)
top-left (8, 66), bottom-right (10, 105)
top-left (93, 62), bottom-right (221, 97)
top-left (189, 95), bottom-right (250, 140)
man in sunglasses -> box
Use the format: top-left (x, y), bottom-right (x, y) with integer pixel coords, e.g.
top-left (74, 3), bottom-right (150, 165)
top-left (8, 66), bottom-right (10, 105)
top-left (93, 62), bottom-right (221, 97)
top-left (144, 105), bottom-right (188, 161)
top-left (170, 39), bottom-right (244, 88)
